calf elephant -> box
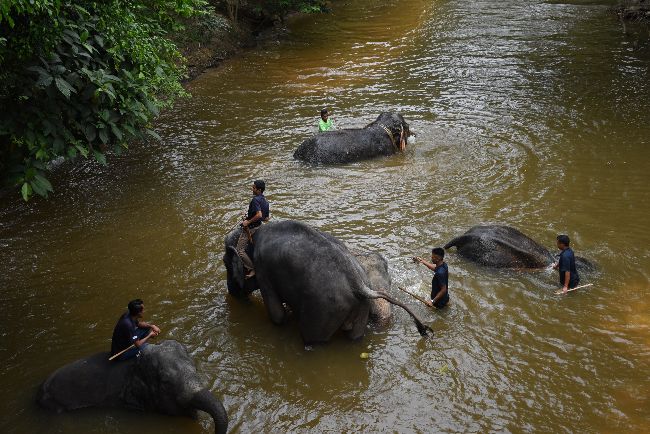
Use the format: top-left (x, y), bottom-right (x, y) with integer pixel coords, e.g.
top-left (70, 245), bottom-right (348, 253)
top-left (293, 112), bottom-right (411, 164)
top-left (223, 220), bottom-right (430, 345)
top-left (37, 340), bottom-right (228, 434)
top-left (444, 225), bottom-right (594, 270)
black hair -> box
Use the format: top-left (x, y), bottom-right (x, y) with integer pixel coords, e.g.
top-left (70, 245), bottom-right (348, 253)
top-left (128, 299), bottom-right (144, 315)
top-left (431, 247), bottom-right (445, 258)
top-left (557, 234), bottom-right (570, 246)
top-left (254, 180), bottom-right (265, 193)
top-left (320, 108), bottom-right (329, 116)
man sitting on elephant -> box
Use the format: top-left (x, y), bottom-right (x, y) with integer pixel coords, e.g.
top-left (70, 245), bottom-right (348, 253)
top-left (110, 299), bottom-right (161, 361)
top-left (237, 179), bottom-right (270, 279)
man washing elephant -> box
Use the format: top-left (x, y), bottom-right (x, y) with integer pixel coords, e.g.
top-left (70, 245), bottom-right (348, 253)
top-left (553, 234), bottom-right (580, 293)
top-left (413, 248), bottom-right (450, 309)
top-left (237, 180), bottom-right (270, 279)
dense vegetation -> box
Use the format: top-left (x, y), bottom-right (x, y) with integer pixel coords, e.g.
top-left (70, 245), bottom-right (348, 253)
top-left (0, 0), bottom-right (325, 201)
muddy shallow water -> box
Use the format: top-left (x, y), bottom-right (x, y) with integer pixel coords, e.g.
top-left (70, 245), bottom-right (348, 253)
top-left (1, 0), bottom-right (649, 432)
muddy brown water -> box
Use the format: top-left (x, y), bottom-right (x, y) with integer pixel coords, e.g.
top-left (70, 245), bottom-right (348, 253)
top-left (1, 0), bottom-right (650, 432)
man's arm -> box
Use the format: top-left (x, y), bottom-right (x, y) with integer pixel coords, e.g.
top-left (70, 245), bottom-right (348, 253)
top-left (414, 257), bottom-right (437, 272)
top-left (562, 271), bottom-right (571, 293)
top-left (431, 285), bottom-right (448, 306)
top-left (137, 320), bottom-right (161, 334)
top-left (242, 210), bottom-right (262, 227)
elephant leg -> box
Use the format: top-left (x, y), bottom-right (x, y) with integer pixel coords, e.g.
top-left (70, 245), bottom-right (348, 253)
top-left (347, 301), bottom-right (370, 340)
top-left (257, 275), bottom-right (286, 325)
top-left (299, 303), bottom-right (348, 345)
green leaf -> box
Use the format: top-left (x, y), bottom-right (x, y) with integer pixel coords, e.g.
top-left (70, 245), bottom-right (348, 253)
top-left (30, 179), bottom-right (47, 197)
top-left (55, 77), bottom-right (75, 98)
top-left (111, 124), bottom-right (123, 141)
top-left (21, 182), bottom-right (32, 201)
top-left (146, 129), bottom-right (162, 141)
top-left (84, 124), bottom-right (96, 142)
top-left (75, 144), bottom-right (89, 157)
top-left (36, 149), bottom-right (48, 160)
top-left (99, 128), bottom-right (108, 144)
top-left (33, 174), bottom-right (53, 193)
top-left (67, 146), bottom-right (78, 158)
top-left (93, 150), bottom-right (107, 165)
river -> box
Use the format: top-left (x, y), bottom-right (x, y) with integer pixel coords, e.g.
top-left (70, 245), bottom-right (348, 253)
top-left (1, 0), bottom-right (649, 432)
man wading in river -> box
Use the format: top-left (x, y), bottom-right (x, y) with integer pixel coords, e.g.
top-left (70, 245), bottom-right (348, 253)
top-left (553, 234), bottom-right (580, 294)
top-left (318, 108), bottom-right (335, 132)
top-left (237, 180), bottom-right (270, 278)
top-left (413, 247), bottom-right (449, 308)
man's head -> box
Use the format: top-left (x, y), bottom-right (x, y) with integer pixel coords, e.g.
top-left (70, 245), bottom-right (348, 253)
top-left (128, 299), bottom-right (144, 317)
top-left (556, 234), bottom-right (570, 250)
top-left (431, 247), bottom-right (445, 263)
top-left (320, 108), bottom-right (329, 121)
top-left (252, 180), bottom-right (265, 195)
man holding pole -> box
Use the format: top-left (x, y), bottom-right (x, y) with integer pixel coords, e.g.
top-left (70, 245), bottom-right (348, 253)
top-left (110, 299), bottom-right (160, 361)
top-left (413, 247), bottom-right (449, 308)
top-left (553, 234), bottom-right (580, 294)
top-left (236, 180), bottom-right (270, 279)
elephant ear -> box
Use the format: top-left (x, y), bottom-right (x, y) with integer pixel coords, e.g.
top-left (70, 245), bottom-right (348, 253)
top-left (225, 246), bottom-right (246, 296)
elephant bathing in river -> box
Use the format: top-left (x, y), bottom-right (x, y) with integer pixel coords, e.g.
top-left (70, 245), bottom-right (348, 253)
top-left (37, 340), bottom-right (228, 434)
top-left (444, 225), bottom-right (594, 270)
top-left (223, 220), bottom-right (431, 345)
top-left (293, 112), bottom-right (411, 164)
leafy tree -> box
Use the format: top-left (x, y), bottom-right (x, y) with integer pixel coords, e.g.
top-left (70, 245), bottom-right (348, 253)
top-left (0, 0), bottom-right (207, 200)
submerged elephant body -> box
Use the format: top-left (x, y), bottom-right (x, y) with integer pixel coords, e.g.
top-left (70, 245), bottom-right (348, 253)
top-left (223, 220), bottom-right (429, 344)
top-left (444, 225), bottom-right (594, 270)
top-left (37, 340), bottom-right (228, 434)
top-left (294, 112), bottom-right (410, 164)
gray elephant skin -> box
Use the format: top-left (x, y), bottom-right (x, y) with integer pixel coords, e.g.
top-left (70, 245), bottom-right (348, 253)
top-left (294, 112), bottom-right (410, 164)
top-left (223, 220), bottom-right (431, 344)
top-left (444, 225), bottom-right (594, 269)
top-left (37, 340), bottom-right (228, 434)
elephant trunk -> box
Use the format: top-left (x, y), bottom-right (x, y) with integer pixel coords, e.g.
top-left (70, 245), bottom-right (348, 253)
top-left (189, 388), bottom-right (228, 434)
top-left (364, 287), bottom-right (433, 337)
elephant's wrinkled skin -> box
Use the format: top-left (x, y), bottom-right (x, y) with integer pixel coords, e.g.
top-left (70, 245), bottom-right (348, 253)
top-left (223, 220), bottom-right (430, 344)
top-left (37, 340), bottom-right (228, 434)
top-left (294, 112), bottom-right (410, 164)
top-left (444, 225), bottom-right (594, 270)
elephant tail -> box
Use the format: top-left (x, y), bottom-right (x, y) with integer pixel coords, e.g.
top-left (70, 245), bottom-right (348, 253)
top-left (364, 287), bottom-right (432, 337)
top-left (189, 388), bottom-right (228, 434)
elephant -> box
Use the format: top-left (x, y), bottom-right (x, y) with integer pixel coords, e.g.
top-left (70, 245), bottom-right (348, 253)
top-left (444, 225), bottom-right (594, 270)
top-left (223, 220), bottom-right (431, 345)
top-left (293, 112), bottom-right (411, 164)
top-left (37, 340), bottom-right (228, 434)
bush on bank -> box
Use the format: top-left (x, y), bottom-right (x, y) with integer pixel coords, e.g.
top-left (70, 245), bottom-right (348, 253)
top-left (0, 0), bottom-right (207, 201)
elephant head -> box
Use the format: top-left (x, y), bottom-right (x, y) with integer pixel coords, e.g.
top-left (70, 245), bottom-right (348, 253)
top-left (223, 226), bottom-right (258, 297)
top-left (369, 112), bottom-right (411, 152)
top-left (37, 340), bottom-right (228, 434)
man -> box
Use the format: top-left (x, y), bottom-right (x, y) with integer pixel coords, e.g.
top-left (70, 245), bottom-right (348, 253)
top-left (110, 299), bottom-right (161, 361)
top-left (553, 234), bottom-right (580, 293)
top-left (318, 108), bottom-right (334, 132)
top-left (413, 247), bottom-right (449, 308)
top-left (237, 179), bottom-right (270, 278)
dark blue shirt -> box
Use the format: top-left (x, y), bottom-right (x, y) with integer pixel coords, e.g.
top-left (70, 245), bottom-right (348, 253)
top-left (247, 194), bottom-right (269, 228)
top-left (558, 247), bottom-right (580, 288)
top-left (431, 262), bottom-right (449, 308)
top-left (111, 312), bottom-right (137, 356)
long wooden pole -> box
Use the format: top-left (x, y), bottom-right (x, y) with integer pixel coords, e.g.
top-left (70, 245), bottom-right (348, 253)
top-left (398, 286), bottom-right (432, 308)
top-left (555, 283), bottom-right (593, 295)
top-left (108, 344), bottom-right (135, 361)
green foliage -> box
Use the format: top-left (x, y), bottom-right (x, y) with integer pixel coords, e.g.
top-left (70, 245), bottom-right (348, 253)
top-left (214, 0), bottom-right (325, 22)
top-left (0, 0), bottom-right (208, 200)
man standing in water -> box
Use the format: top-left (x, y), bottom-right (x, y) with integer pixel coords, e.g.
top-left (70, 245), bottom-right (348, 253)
top-left (237, 180), bottom-right (270, 278)
top-left (110, 299), bottom-right (160, 361)
top-left (413, 247), bottom-right (449, 308)
top-left (553, 234), bottom-right (580, 293)
top-left (318, 108), bottom-right (335, 132)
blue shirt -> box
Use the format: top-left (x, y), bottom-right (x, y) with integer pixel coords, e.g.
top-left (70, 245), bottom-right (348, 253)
top-left (247, 194), bottom-right (269, 228)
top-left (558, 247), bottom-right (580, 288)
top-left (111, 312), bottom-right (137, 356)
top-left (431, 262), bottom-right (449, 308)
